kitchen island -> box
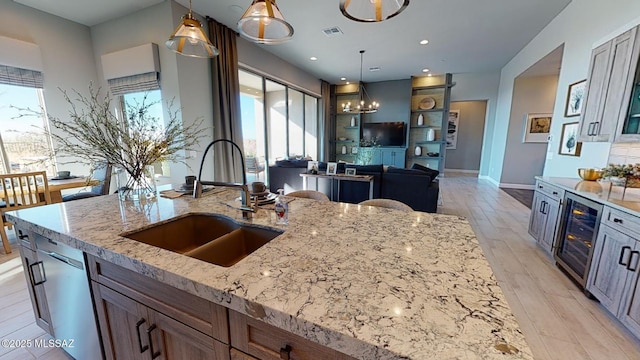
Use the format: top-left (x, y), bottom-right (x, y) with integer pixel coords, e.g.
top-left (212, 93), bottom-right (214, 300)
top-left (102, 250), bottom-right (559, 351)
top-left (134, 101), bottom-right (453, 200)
top-left (7, 188), bottom-right (532, 359)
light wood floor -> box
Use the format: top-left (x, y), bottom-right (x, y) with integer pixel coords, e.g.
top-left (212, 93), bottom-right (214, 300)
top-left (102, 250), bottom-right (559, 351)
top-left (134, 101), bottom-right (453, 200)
top-left (1, 173), bottom-right (640, 359)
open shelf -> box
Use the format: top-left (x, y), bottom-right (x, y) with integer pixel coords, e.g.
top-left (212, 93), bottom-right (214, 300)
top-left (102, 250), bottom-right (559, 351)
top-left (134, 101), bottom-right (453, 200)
top-left (411, 108), bottom-right (446, 113)
top-left (409, 156), bottom-right (443, 160)
top-left (415, 141), bottom-right (445, 145)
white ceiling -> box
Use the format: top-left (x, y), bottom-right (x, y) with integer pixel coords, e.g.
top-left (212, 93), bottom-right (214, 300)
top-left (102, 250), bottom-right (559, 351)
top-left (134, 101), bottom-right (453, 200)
top-left (15, 0), bottom-right (573, 83)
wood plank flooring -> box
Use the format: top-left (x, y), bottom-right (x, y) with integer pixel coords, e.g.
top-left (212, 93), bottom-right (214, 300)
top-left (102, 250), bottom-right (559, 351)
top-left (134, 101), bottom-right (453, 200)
top-left (1, 173), bottom-right (640, 359)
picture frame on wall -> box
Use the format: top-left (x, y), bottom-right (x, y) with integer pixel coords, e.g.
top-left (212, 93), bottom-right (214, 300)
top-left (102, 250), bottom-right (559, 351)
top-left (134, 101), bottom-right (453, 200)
top-left (523, 113), bottom-right (552, 143)
top-left (564, 80), bottom-right (586, 117)
top-left (446, 110), bottom-right (460, 149)
top-left (558, 122), bottom-right (582, 156)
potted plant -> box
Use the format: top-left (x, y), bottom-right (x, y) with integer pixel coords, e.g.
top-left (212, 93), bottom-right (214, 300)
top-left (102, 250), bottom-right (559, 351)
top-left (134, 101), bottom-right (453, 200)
top-left (602, 163), bottom-right (640, 187)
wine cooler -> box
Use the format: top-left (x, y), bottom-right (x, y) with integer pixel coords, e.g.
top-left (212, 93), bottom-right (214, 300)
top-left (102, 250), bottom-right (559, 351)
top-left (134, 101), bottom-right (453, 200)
top-left (554, 193), bottom-right (603, 288)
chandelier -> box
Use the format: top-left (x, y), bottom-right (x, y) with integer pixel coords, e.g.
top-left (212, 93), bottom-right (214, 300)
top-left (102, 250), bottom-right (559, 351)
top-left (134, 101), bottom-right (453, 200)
top-left (342, 50), bottom-right (379, 114)
top-left (165, 0), bottom-right (218, 58)
top-left (339, 0), bottom-right (410, 23)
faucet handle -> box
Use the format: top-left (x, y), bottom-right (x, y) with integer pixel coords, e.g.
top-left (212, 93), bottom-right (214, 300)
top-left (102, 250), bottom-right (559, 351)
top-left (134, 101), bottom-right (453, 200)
top-left (193, 180), bottom-right (203, 198)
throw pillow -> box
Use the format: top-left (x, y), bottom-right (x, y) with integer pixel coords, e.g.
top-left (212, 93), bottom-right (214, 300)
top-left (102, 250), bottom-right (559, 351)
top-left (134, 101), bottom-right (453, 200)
top-left (411, 163), bottom-right (440, 178)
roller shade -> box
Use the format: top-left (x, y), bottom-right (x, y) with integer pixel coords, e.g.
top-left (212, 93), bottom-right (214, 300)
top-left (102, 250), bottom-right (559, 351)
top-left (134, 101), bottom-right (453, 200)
top-left (102, 43), bottom-right (160, 95)
top-left (0, 65), bottom-right (44, 88)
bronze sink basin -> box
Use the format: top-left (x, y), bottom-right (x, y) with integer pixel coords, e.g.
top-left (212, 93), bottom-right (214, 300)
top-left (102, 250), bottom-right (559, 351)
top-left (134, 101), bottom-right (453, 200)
top-left (122, 214), bottom-right (282, 267)
top-left (185, 227), bottom-right (282, 267)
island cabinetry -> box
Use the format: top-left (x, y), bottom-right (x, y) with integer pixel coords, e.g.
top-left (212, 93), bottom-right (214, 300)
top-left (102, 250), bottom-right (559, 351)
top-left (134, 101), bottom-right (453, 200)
top-left (579, 26), bottom-right (639, 142)
top-left (586, 206), bottom-right (640, 338)
top-left (87, 255), bottom-right (230, 360)
top-left (229, 310), bottom-right (354, 360)
top-left (528, 180), bottom-right (564, 255)
top-left (15, 228), bottom-right (53, 334)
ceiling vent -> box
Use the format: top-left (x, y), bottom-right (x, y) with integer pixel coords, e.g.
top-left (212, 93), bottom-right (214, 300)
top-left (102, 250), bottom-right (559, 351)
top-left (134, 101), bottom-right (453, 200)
top-left (369, 67), bottom-right (381, 72)
top-left (322, 27), bottom-right (343, 37)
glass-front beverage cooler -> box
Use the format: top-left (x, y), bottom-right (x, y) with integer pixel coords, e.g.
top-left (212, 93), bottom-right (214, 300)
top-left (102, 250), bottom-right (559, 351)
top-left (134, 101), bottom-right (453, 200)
top-left (554, 193), bottom-right (603, 288)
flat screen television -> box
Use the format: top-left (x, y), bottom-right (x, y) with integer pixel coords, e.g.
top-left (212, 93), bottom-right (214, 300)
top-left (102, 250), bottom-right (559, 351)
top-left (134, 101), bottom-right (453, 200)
top-left (361, 122), bottom-right (406, 147)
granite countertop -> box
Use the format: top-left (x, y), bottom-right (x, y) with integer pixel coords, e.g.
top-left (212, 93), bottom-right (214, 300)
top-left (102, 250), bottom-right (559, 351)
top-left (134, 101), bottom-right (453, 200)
top-left (6, 188), bottom-right (533, 359)
top-left (537, 176), bottom-right (640, 215)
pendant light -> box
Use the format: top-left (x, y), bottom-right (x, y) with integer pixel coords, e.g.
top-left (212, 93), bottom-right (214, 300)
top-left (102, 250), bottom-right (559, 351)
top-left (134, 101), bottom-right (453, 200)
top-left (166, 0), bottom-right (219, 58)
top-left (342, 50), bottom-right (379, 114)
top-left (237, 0), bottom-right (294, 44)
top-left (340, 0), bottom-right (410, 23)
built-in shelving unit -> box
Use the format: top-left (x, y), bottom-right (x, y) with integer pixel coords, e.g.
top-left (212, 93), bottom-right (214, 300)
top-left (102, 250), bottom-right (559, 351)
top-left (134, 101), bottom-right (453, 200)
top-left (407, 74), bottom-right (454, 173)
top-left (330, 84), bottom-right (361, 163)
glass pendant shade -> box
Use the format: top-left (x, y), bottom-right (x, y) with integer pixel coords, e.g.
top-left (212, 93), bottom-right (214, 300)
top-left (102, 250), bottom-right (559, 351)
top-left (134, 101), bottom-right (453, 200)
top-left (166, 11), bottom-right (218, 58)
top-left (237, 0), bottom-right (294, 44)
top-left (340, 0), bottom-right (410, 22)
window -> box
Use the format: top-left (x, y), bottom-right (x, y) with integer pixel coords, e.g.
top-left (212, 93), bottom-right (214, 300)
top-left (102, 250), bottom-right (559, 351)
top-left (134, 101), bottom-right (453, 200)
top-left (238, 69), bottom-right (320, 184)
top-left (0, 83), bottom-right (54, 175)
top-left (120, 89), bottom-right (169, 176)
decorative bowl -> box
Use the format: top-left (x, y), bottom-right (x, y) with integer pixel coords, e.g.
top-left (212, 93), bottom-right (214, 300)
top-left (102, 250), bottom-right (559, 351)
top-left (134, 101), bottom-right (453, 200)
top-left (578, 168), bottom-right (603, 181)
top-left (338, 137), bottom-right (347, 141)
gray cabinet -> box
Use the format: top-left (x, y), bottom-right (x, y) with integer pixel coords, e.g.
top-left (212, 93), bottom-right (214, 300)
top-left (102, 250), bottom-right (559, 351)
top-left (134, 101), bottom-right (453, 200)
top-left (528, 180), bottom-right (563, 255)
top-left (586, 206), bottom-right (640, 339)
top-left (579, 26), bottom-right (639, 142)
top-left (380, 148), bottom-right (406, 168)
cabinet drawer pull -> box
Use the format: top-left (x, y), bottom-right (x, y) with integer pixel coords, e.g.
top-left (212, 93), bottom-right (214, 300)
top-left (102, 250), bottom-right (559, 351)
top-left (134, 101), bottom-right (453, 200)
top-left (613, 218), bottom-right (623, 224)
top-left (146, 324), bottom-right (161, 359)
top-left (135, 319), bottom-right (149, 354)
top-left (628, 251), bottom-right (640, 272)
top-left (280, 345), bottom-right (292, 360)
top-left (593, 121), bottom-right (600, 135)
top-left (538, 185), bottom-right (543, 189)
top-left (28, 261), bottom-right (46, 286)
top-left (552, 191), bottom-right (558, 195)
top-left (18, 230), bottom-right (28, 240)
top-left (619, 246), bottom-right (632, 266)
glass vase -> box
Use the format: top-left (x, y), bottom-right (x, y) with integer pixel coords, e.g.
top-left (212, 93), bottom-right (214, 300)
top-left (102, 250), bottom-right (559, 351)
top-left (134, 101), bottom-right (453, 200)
top-left (115, 165), bottom-right (157, 201)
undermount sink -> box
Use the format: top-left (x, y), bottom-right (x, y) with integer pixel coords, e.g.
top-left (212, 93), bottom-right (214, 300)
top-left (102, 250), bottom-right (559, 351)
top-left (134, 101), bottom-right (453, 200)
top-left (122, 214), bottom-right (283, 267)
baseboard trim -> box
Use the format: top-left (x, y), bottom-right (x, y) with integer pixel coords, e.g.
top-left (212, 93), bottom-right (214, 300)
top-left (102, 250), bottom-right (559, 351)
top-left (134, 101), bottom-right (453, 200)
top-left (444, 168), bottom-right (479, 174)
top-left (479, 175), bottom-right (500, 187)
top-left (499, 183), bottom-right (535, 190)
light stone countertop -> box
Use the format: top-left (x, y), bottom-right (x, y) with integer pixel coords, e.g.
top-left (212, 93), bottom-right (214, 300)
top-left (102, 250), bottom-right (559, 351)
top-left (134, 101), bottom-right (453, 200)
top-left (537, 176), bottom-right (640, 215)
top-left (6, 188), bottom-right (533, 360)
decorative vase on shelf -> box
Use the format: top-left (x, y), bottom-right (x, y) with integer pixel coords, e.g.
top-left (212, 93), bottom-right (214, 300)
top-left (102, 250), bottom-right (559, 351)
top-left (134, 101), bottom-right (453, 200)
top-left (341, 145), bottom-right (347, 154)
top-left (115, 165), bottom-right (157, 201)
top-left (414, 146), bottom-right (422, 156)
top-left (417, 113), bottom-right (424, 126)
top-left (350, 116), bottom-right (357, 127)
top-left (426, 128), bottom-right (435, 141)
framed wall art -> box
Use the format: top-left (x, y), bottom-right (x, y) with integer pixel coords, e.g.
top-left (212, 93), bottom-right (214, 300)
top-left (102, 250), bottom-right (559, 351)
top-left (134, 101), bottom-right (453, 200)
top-left (446, 110), bottom-right (460, 149)
top-left (523, 113), bottom-right (552, 143)
top-left (564, 80), bottom-right (586, 117)
top-left (558, 122), bottom-right (582, 156)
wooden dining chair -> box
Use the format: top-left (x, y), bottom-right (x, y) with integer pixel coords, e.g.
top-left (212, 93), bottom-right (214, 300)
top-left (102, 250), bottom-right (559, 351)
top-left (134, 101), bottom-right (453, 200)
top-left (0, 171), bottom-right (52, 254)
top-left (287, 190), bottom-right (330, 202)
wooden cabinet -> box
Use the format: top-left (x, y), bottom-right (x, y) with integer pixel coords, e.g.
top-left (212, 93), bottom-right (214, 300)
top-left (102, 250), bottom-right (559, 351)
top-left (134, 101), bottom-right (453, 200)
top-left (229, 310), bottom-right (354, 360)
top-left (407, 74), bottom-right (453, 173)
top-left (586, 206), bottom-right (640, 339)
top-left (528, 180), bottom-right (564, 255)
top-left (88, 255), bottom-right (230, 360)
top-left (15, 228), bottom-right (53, 335)
top-left (579, 26), bottom-right (639, 142)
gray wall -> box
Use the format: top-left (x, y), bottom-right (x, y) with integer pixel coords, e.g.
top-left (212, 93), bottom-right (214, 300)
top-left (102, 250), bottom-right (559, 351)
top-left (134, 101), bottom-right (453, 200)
top-left (363, 79), bottom-right (411, 126)
top-left (445, 101), bottom-right (487, 171)
top-left (501, 75), bottom-right (558, 186)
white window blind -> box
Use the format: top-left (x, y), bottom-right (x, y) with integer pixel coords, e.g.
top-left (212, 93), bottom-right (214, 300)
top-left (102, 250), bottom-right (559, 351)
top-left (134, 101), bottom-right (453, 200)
top-left (0, 65), bottom-right (44, 89)
top-left (102, 43), bottom-right (160, 96)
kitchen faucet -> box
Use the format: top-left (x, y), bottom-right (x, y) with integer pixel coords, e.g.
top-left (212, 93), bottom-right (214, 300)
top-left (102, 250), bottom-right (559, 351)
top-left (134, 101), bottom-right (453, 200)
top-left (193, 139), bottom-right (256, 219)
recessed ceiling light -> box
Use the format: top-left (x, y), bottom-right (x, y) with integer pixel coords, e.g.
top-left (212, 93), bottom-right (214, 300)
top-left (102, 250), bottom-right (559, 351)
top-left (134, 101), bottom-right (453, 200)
top-left (420, 39), bottom-right (429, 45)
top-left (427, 74), bottom-right (433, 77)
top-left (340, 77), bottom-right (346, 81)
top-left (346, 81), bottom-right (350, 84)
top-left (422, 68), bottom-right (429, 73)
top-left (310, 56), bottom-right (318, 61)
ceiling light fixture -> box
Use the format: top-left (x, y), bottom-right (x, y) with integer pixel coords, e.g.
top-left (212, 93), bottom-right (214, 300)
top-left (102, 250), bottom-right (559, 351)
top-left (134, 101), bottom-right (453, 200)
top-left (422, 68), bottom-right (429, 73)
top-left (342, 50), bottom-right (379, 114)
top-left (420, 39), bottom-right (429, 45)
top-left (165, 0), bottom-right (218, 58)
top-left (237, 0), bottom-right (294, 44)
top-left (339, 0), bottom-right (410, 23)
top-left (310, 56), bottom-right (318, 61)
top-left (340, 77), bottom-right (347, 81)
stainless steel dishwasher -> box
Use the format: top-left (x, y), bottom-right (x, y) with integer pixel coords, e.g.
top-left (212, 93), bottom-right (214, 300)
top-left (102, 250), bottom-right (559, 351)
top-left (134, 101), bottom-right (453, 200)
top-left (35, 235), bottom-right (101, 359)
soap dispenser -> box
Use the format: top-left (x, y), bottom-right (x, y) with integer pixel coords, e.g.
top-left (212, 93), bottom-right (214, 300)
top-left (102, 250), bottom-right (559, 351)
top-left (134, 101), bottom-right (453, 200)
top-left (274, 189), bottom-right (289, 225)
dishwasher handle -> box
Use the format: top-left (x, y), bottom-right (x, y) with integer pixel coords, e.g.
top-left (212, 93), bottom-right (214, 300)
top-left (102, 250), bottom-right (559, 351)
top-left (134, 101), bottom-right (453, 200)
top-left (28, 261), bottom-right (47, 286)
top-left (41, 250), bottom-right (84, 270)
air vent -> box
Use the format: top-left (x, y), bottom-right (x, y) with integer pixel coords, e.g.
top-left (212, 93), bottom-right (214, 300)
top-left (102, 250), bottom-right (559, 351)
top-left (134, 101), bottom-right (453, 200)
top-left (369, 67), bottom-right (381, 72)
top-left (322, 27), bottom-right (343, 37)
